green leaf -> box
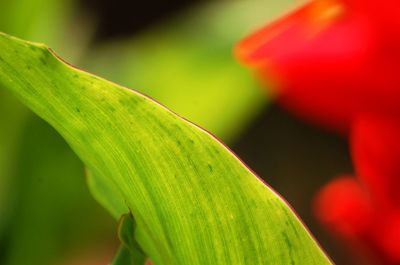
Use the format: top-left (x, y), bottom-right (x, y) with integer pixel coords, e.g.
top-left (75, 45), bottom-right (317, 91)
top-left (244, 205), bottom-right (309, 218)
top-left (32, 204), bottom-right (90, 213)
top-left (84, 0), bottom-right (296, 142)
top-left (112, 214), bottom-right (147, 265)
top-left (0, 33), bottom-right (331, 264)
top-left (111, 246), bottom-right (135, 265)
top-left (87, 170), bottom-right (129, 219)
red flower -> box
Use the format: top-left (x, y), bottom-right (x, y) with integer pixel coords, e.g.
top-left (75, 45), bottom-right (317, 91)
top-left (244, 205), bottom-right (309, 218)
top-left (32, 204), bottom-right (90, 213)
top-left (236, 0), bottom-right (400, 263)
top-left (236, 0), bottom-right (400, 133)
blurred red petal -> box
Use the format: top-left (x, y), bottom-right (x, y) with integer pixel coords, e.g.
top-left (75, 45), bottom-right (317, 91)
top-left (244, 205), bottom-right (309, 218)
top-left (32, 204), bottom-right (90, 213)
top-left (236, 0), bottom-right (347, 67)
top-left (351, 115), bottom-right (400, 207)
top-left (314, 176), bottom-right (372, 238)
top-left (236, 0), bottom-right (373, 132)
top-left (372, 212), bottom-right (400, 264)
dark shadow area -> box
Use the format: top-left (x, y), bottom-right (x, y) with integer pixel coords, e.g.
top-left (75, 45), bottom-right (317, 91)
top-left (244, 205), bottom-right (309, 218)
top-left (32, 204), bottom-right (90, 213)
top-left (80, 0), bottom-right (202, 41)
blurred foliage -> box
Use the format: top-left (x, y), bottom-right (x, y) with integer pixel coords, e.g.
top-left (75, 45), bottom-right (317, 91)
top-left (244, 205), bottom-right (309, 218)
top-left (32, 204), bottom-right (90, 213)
top-left (4, 116), bottom-right (115, 265)
top-left (0, 0), bottom-right (92, 61)
top-left (85, 0), bottom-right (295, 142)
top-left (0, 0), bottom-right (73, 40)
top-left (0, 0), bottom-right (296, 264)
top-left (0, 90), bottom-right (28, 237)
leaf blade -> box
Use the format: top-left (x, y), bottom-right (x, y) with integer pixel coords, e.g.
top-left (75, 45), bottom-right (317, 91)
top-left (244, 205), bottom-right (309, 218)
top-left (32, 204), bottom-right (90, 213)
top-left (0, 32), bottom-right (331, 265)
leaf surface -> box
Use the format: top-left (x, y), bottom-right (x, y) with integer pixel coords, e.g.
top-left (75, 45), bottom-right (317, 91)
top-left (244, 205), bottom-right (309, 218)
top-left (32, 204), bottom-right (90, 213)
top-left (0, 33), bottom-right (331, 265)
